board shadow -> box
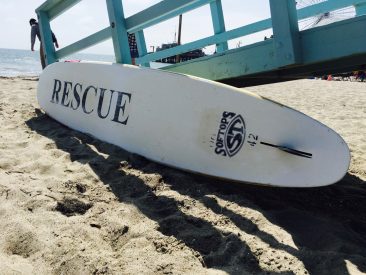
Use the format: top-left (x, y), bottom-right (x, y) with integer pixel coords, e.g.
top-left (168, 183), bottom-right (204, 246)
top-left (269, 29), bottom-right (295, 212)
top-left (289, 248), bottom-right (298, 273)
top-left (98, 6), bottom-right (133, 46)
top-left (26, 109), bottom-right (366, 275)
top-left (26, 109), bottom-right (275, 274)
top-left (160, 172), bottom-right (366, 275)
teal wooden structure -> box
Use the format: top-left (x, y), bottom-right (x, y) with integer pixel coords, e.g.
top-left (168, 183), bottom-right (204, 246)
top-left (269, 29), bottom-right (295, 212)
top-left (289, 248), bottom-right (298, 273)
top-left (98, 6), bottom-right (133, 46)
top-left (36, 0), bottom-right (366, 86)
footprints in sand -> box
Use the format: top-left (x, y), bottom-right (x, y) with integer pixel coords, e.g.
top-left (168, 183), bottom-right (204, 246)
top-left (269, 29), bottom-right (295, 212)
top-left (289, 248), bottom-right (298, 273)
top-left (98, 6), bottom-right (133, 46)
top-left (55, 197), bottom-right (93, 217)
top-left (105, 225), bottom-right (130, 252)
top-left (4, 226), bottom-right (40, 258)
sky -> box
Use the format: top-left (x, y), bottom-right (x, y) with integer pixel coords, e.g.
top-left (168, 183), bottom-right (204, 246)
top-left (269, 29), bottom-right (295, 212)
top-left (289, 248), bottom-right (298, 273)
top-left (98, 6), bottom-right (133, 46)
top-left (0, 0), bottom-right (274, 56)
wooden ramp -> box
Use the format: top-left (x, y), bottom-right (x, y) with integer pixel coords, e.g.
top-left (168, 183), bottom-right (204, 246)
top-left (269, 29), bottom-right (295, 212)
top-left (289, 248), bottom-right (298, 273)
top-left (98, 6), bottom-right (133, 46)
top-left (165, 15), bottom-right (366, 86)
top-left (36, 0), bottom-right (366, 87)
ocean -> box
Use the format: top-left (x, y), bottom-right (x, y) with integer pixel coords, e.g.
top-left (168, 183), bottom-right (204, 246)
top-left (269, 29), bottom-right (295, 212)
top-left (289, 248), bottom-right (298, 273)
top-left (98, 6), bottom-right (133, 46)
top-left (0, 48), bottom-right (115, 77)
top-left (0, 48), bottom-right (168, 77)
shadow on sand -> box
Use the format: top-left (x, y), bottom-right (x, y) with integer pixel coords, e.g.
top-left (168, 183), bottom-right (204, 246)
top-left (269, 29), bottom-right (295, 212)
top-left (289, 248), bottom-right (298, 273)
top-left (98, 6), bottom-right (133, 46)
top-left (26, 109), bottom-right (366, 275)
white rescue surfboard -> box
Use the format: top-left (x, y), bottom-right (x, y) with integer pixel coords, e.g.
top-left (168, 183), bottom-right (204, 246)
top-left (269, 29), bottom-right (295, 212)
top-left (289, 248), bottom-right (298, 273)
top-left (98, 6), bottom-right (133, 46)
top-left (37, 62), bottom-right (350, 187)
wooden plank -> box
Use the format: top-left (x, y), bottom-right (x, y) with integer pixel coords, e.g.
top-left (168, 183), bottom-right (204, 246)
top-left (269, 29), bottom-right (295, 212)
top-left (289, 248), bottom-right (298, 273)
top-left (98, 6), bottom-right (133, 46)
top-left (269, 0), bottom-right (301, 67)
top-left (125, 0), bottom-right (215, 33)
top-left (135, 31), bottom-right (149, 67)
top-left (355, 2), bottom-right (366, 15)
top-left (136, 18), bottom-right (272, 64)
top-left (35, 0), bottom-right (366, 73)
top-left (47, 0), bottom-right (82, 20)
top-left (55, 27), bottom-right (111, 60)
top-left (301, 15), bottom-right (366, 62)
top-left (298, 0), bottom-right (366, 19)
top-left (163, 40), bottom-right (276, 80)
top-left (36, 0), bottom-right (81, 19)
top-left (210, 0), bottom-right (228, 52)
top-left (163, 16), bottom-right (366, 83)
top-left (37, 11), bottom-right (58, 65)
top-left (36, 0), bottom-right (64, 12)
top-left (136, 0), bottom-right (365, 64)
top-left (106, 0), bottom-right (131, 64)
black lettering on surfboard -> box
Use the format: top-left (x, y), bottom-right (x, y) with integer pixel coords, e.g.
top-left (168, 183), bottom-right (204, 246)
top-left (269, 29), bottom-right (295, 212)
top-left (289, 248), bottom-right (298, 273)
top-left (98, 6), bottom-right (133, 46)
top-left (71, 83), bottom-right (82, 110)
top-left (111, 90), bottom-right (131, 125)
top-left (247, 134), bottom-right (259, 147)
top-left (49, 79), bottom-right (131, 126)
top-left (50, 79), bottom-right (62, 104)
top-left (97, 88), bottom-right (114, 119)
top-left (61, 81), bottom-right (73, 107)
top-left (82, 85), bottom-right (97, 114)
top-left (214, 112), bottom-right (246, 157)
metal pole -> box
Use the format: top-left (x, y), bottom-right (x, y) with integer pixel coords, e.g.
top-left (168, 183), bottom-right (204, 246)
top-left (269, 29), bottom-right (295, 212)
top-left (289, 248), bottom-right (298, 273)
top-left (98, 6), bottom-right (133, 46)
top-left (176, 14), bottom-right (183, 63)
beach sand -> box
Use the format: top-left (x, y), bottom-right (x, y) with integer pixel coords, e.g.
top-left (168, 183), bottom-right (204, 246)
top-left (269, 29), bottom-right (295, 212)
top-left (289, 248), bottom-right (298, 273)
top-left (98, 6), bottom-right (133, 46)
top-left (0, 76), bottom-right (365, 274)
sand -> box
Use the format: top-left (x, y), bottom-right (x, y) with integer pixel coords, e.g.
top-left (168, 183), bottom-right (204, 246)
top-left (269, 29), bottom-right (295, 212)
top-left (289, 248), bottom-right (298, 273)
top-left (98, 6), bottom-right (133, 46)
top-left (0, 76), bottom-right (365, 275)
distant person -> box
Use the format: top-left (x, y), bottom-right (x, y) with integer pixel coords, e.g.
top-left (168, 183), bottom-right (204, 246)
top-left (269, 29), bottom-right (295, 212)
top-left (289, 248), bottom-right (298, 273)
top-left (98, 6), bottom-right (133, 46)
top-left (356, 71), bottom-right (365, 82)
top-left (361, 71), bottom-right (366, 82)
top-left (29, 18), bottom-right (59, 69)
top-left (128, 33), bottom-right (138, 65)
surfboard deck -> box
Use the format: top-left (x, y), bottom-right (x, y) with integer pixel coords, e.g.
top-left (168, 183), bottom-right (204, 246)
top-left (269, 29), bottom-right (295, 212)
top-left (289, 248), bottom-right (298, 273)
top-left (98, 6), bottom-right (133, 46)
top-left (37, 61), bottom-right (350, 187)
